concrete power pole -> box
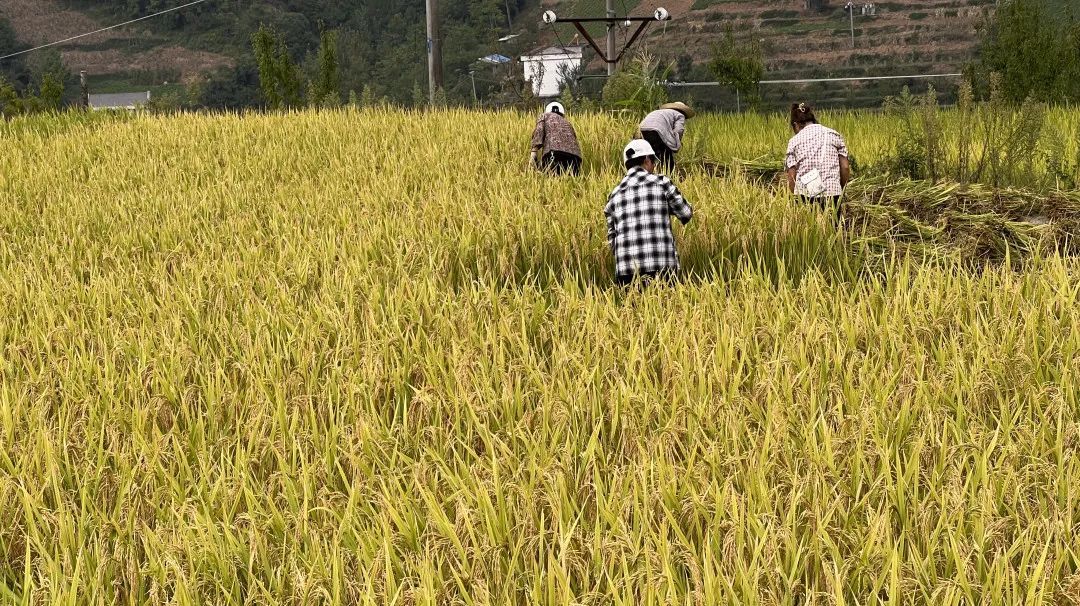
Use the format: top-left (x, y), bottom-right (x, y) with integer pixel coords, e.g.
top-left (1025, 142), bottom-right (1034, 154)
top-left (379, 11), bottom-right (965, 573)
top-left (426, 0), bottom-right (443, 104)
top-left (846, 2), bottom-right (855, 48)
top-left (80, 71), bottom-right (89, 109)
top-left (606, 0), bottom-right (616, 76)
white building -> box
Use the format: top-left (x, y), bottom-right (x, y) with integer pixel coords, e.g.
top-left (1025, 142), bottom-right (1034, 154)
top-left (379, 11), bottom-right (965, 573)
top-left (88, 92), bottom-right (152, 110)
top-left (520, 46), bottom-right (585, 98)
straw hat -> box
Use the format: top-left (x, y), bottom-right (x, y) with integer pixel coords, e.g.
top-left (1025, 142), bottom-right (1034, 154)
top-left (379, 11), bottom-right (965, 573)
top-left (660, 101), bottom-right (695, 118)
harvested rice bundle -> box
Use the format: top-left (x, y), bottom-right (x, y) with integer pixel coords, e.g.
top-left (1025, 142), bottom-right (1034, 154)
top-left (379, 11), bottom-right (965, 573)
top-left (843, 176), bottom-right (1080, 264)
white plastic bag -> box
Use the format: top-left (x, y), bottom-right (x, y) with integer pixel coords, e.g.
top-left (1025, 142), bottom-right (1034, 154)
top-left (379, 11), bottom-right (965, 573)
top-left (795, 136), bottom-right (833, 197)
top-left (797, 169), bottom-right (826, 197)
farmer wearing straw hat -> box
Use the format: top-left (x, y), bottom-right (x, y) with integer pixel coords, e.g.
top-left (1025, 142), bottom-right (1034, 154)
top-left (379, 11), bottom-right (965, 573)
top-left (604, 139), bottom-right (694, 286)
top-left (638, 101), bottom-right (695, 173)
top-left (529, 101), bottom-right (583, 176)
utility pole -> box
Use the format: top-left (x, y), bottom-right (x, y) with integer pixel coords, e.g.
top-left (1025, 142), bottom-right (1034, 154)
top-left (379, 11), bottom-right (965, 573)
top-left (845, 1), bottom-right (855, 48)
top-left (79, 70), bottom-right (89, 109)
top-left (426, 0), bottom-right (443, 104)
top-left (504, 0), bottom-right (513, 30)
top-left (606, 0), bottom-right (616, 76)
top-left (469, 70), bottom-right (478, 104)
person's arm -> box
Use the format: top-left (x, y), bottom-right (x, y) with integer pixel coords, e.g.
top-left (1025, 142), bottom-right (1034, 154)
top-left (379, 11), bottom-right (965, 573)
top-left (785, 139), bottom-right (798, 193)
top-left (604, 199), bottom-right (618, 251)
top-left (673, 113), bottom-right (686, 150)
top-left (529, 119), bottom-right (545, 167)
top-left (836, 133), bottom-right (851, 188)
top-left (665, 180), bottom-right (693, 225)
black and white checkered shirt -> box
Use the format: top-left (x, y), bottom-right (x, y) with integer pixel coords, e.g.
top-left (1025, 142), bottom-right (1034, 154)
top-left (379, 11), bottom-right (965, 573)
top-left (604, 167), bottom-right (693, 279)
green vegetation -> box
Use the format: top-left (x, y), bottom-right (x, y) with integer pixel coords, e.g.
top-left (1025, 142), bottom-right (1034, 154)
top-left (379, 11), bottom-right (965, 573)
top-left (708, 26), bottom-right (765, 109)
top-left (977, 0), bottom-right (1080, 103)
top-left (251, 24), bottom-right (304, 110)
top-left (48, 0), bottom-right (534, 108)
top-left (601, 52), bottom-right (669, 112)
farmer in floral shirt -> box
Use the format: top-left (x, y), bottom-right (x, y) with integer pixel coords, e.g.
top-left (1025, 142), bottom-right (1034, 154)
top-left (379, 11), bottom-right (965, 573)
top-left (529, 102), bottom-right (582, 176)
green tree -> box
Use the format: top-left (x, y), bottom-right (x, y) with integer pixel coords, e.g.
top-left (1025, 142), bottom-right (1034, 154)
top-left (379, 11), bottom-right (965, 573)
top-left (602, 52), bottom-right (669, 114)
top-left (252, 24), bottom-right (302, 110)
top-left (38, 70), bottom-right (64, 110)
top-left (0, 76), bottom-right (21, 118)
top-left (708, 26), bottom-right (764, 111)
top-left (978, 0), bottom-right (1080, 102)
top-left (308, 29), bottom-right (341, 107)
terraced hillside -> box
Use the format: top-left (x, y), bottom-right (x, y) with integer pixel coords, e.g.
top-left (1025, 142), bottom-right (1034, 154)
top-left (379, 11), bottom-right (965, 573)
top-left (0, 0), bottom-right (1008, 108)
top-left (545, 0), bottom-right (996, 107)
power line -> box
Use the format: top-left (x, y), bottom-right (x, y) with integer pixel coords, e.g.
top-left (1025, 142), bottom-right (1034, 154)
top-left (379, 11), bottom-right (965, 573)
top-left (666, 72), bottom-right (964, 87)
top-left (0, 0), bottom-right (210, 62)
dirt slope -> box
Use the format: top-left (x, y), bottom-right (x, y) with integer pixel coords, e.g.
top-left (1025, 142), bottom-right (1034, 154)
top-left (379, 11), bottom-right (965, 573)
top-left (0, 0), bottom-right (231, 79)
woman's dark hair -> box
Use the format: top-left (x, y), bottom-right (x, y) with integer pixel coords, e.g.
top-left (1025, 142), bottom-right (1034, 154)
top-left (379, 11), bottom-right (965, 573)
top-left (790, 102), bottom-right (817, 127)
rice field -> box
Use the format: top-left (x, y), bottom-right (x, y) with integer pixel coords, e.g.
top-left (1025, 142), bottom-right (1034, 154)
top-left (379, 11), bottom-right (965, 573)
top-left (1, 107), bottom-right (1079, 605)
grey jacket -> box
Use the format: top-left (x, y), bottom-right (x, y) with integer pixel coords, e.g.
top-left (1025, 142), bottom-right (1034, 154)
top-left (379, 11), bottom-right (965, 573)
top-left (639, 109), bottom-right (686, 152)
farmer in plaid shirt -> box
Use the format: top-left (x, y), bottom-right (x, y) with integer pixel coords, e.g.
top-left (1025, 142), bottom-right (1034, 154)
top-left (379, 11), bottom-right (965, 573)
top-left (604, 139), bottom-right (694, 286)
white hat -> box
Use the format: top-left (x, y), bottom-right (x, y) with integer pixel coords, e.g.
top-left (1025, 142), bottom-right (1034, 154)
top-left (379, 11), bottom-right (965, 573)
top-left (623, 139), bottom-right (656, 163)
top-left (545, 102), bottom-right (565, 115)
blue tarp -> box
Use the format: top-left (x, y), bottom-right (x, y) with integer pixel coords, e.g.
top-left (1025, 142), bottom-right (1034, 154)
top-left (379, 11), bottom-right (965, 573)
top-left (479, 54), bottom-right (511, 65)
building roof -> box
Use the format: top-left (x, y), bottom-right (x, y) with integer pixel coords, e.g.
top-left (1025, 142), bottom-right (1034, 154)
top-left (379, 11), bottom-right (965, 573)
top-left (479, 53), bottom-right (512, 65)
top-left (521, 45), bottom-right (585, 60)
top-left (88, 92), bottom-right (151, 109)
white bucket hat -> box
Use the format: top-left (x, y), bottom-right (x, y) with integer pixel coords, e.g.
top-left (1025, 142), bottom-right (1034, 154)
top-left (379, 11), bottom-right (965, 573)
top-left (545, 101), bottom-right (565, 115)
top-left (623, 139), bottom-right (656, 163)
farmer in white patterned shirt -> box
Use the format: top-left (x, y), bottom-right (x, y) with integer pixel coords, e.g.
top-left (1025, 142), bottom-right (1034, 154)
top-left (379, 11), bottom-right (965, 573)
top-left (785, 102), bottom-right (851, 212)
top-left (604, 139), bottom-right (694, 286)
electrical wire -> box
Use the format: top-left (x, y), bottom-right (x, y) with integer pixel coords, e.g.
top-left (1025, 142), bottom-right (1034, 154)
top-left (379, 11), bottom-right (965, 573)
top-left (0, 0), bottom-right (210, 61)
top-left (547, 21), bottom-right (573, 52)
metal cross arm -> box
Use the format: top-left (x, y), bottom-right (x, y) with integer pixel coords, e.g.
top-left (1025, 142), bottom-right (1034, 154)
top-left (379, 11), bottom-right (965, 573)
top-left (557, 17), bottom-right (661, 23)
top-left (571, 19), bottom-right (649, 64)
top-left (542, 8), bottom-right (670, 65)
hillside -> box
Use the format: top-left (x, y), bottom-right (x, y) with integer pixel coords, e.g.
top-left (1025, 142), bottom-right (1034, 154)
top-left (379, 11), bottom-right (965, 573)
top-left (0, 0), bottom-right (1007, 107)
top-left (544, 0), bottom-right (994, 106)
top-left (0, 0), bottom-right (232, 95)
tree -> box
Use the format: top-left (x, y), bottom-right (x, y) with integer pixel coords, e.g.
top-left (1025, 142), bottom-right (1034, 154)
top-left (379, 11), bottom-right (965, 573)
top-left (28, 50), bottom-right (67, 110)
top-left (0, 77), bottom-right (21, 118)
top-left (199, 63), bottom-right (262, 109)
top-left (38, 71), bottom-right (64, 110)
top-left (708, 25), bottom-right (764, 111)
top-left (308, 29), bottom-right (341, 107)
top-left (978, 0), bottom-right (1080, 103)
top-left (251, 24), bottom-right (302, 110)
top-left (602, 52), bottom-right (669, 114)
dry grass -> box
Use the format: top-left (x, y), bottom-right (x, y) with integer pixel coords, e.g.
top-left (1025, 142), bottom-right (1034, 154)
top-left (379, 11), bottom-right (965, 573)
top-left (0, 108), bottom-right (1078, 605)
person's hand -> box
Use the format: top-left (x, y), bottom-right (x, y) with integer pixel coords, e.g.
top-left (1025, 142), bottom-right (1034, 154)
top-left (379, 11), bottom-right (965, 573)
top-left (528, 151), bottom-right (538, 170)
